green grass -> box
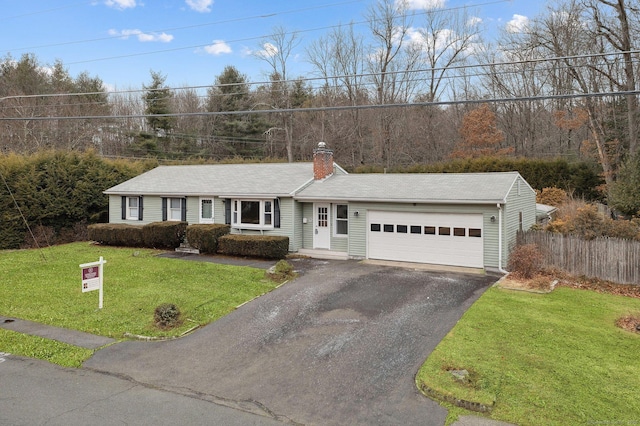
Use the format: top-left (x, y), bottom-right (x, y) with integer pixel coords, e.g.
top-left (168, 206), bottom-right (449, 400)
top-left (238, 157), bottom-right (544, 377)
top-left (0, 242), bottom-right (278, 365)
top-left (0, 329), bottom-right (93, 367)
top-left (416, 286), bottom-right (640, 425)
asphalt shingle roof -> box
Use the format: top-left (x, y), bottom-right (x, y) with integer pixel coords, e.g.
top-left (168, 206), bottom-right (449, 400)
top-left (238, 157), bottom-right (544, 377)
top-left (105, 163), bottom-right (527, 204)
top-left (104, 163), bottom-right (314, 197)
top-left (295, 172), bottom-right (524, 203)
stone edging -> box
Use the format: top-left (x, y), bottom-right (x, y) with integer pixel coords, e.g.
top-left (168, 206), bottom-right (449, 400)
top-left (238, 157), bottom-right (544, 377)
top-left (417, 382), bottom-right (494, 413)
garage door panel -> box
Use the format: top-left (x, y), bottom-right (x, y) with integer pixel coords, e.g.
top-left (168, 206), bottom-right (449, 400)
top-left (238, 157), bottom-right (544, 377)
top-left (367, 211), bottom-right (483, 268)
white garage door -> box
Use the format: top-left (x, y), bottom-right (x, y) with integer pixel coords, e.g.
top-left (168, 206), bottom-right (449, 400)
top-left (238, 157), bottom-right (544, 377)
top-left (367, 211), bottom-right (484, 268)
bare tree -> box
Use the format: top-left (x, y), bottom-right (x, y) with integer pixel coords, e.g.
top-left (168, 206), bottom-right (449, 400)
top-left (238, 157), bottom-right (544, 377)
top-left (585, 0), bottom-right (639, 156)
top-left (255, 26), bottom-right (302, 162)
top-left (306, 23), bottom-right (370, 166)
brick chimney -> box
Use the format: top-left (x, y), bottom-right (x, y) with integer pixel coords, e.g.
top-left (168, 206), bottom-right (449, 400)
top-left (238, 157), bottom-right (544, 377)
top-left (313, 142), bottom-right (334, 180)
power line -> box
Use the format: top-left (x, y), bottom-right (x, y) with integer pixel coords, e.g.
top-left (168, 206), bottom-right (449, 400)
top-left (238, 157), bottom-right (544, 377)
top-left (3, 48), bottom-right (637, 107)
top-left (2, 89), bottom-right (638, 122)
top-left (44, 0), bottom-right (509, 67)
top-left (2, 0), bottom-right (367, 53)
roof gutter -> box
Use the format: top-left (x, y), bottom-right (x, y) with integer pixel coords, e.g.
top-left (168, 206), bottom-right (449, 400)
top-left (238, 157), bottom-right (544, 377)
top-left (497, 203), bottom-right (508, 274)
top-left (293, 196), bottom-right (507, 205)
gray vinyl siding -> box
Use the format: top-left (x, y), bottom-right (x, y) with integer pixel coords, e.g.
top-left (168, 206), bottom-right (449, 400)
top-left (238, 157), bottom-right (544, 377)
top-left (214, 198), bottom-right (227, 224)
top-left (302, 203), bottom-right (313, 249)
top-left (108, 194), bottom-right (163, 225)
top-left (186, 196), bottom-right (199, 224)
top-left (503, 176), bottom-right (537, 264)
top-left (347, 202), bottom-right (502, 267)
top-left (292, 200), bottom-right (304, 251)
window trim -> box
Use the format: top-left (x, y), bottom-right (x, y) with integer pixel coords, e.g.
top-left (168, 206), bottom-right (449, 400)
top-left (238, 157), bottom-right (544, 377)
top-left (199, 197), bottom-right (214, 224)
top-left (334, 204), bottom-right (349, 237)
top-left (126, 196), bottom-right (140, 221)
top-left (168, 197), bottom-right (184, 222)
top-left (231, 198), bottom-right (275, 230)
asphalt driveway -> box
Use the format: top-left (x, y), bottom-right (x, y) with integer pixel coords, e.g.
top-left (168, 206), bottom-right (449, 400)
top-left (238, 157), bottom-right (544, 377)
top-left (84, 259), bottom-right (498, 425)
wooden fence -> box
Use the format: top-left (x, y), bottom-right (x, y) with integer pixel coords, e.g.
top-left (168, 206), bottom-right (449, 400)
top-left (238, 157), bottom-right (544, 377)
top-left (517, 231), bottom-right (640, 285)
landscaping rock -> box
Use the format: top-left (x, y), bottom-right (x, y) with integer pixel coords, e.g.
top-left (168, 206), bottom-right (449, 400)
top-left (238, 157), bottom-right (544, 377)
top-left (450, 369), bottom-right (470, 382)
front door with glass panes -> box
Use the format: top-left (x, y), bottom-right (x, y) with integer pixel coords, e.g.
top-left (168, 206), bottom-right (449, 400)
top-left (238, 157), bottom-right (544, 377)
top-left (313, 203), bottom-right (330, 249)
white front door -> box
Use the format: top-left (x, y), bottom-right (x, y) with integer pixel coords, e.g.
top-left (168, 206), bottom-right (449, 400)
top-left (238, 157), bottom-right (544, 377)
top-left (313, 203), bottom-right (331, 249)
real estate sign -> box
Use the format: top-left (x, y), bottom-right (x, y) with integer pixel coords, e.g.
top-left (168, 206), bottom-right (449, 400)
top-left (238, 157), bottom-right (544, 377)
top-left (80, 256), bottom-right (106, 309)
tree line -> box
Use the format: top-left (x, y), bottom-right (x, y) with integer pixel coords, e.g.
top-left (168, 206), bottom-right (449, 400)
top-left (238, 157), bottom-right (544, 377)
top-left (1, 0), bottom-right (640, 215)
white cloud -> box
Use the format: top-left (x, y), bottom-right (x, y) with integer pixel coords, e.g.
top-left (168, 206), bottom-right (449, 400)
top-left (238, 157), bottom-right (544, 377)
top-left (406, 26), bottom-right (454, 51)
top-left (105, 0), bottom-right (136, 10)
top-left (186, 0), bottom-right (213, 13)
top-left (506, 14), bottom-right (529, 33)
top-left (108, 29), bottom-right (174, 42)
top-left (257, 42), bottom-right (278, 58)
top-left (402, 0), bottom-right (445, 9)
top-left (467, 16), bottom-right (482, 27)
top-left (204, 40), bottom-right (232, 55)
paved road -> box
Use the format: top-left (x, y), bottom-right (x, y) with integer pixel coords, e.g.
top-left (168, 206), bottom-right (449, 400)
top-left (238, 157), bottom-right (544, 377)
top-left (85, 259), bottom-right (498, 425)
top-left (0, 353), bottom-right (281, 426)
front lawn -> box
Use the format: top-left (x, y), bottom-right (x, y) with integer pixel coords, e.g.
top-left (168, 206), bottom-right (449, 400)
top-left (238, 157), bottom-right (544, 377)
top-left (0, 242), bottom-right (278, 366)
top-left (416, 286), bottom-right (640, 425)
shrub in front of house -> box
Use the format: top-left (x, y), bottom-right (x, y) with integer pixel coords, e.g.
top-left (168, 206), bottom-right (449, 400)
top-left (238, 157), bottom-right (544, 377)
top-left (88, 223), bottom-right (144, 247)
top-left (217, 235), bottom-right (289, 259)
top-left (142, 221), bottom-right (187, 249)
top-left (185, 224), bottom-right (230, 254)
top-left (508, 243), bottom-right (544, 279)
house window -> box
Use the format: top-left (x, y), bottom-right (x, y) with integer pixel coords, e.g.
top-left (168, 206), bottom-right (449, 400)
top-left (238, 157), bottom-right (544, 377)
top-left (127, 197), bottom-right (139, 220)
top-left (424, 226), bottom-right (436, 235)
top-left (241, 201), bottom-right (260, 224)
top-left (200, 198), bottom-right (213, 223)
top-left (169, 198), bottom-right (183, 221)
top-left (469, 228), bottom-right (482, 237)
top-left (232, 199), bottom-right (275, 229)
top-left (335, 204), bottom-right (348, 236)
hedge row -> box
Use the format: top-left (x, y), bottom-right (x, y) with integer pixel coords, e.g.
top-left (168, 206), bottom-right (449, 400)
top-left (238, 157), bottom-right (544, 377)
top-left (88, 222), bottom-right (187, 249)
top-left (0, 150), bottom-right (156, 250)
top-left (88, 223), bottom-right (289, 259)
top-left (185, 224), bottom-right (230, 254)
top-left (218, 234), bottom-right (289, 259)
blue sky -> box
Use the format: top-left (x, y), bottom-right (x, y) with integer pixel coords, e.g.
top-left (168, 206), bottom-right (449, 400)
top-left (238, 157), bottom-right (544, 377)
top-left (1, 0), bottom-right (543, 91)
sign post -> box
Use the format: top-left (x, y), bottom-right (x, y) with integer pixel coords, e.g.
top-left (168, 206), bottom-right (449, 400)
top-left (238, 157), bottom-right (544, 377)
top-left (80, 256), bottom-right (106, 309)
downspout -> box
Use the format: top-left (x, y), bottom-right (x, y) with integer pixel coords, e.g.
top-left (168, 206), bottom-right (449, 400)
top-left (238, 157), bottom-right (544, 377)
top-left (497, 203), bottom-right (508, 274)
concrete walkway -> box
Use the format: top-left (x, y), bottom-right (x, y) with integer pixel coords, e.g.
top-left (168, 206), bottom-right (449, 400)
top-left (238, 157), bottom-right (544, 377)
top-left (0, 315), bottom-right (115, 349)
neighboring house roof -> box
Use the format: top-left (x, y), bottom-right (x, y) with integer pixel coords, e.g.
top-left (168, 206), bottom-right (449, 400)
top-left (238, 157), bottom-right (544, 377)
top-left (536, 203), bottom-right (558, 217)
top-left (295, 172), bottom-right (530, 204)
top-left (104, 163), bottom-right (315, 197)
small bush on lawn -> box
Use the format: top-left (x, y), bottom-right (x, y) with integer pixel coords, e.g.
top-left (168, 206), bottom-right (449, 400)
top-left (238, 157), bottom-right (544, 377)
top-left (142, 221), bottom-right (187, 249)
top-left (508, 243), bottom-right (543, 279)
top-left (218, 235), bottom-right (289, 259)
top-left (154, 303), bottom-right (182, 329)
top-left (186, 224), bottom-right (230, 254)
top-left (267, 259), bottom-right (297, 282)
